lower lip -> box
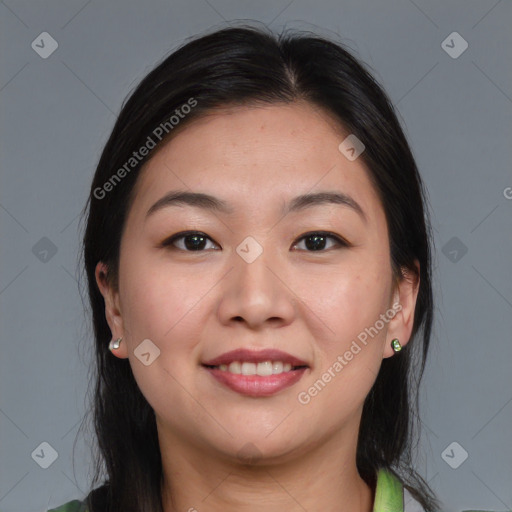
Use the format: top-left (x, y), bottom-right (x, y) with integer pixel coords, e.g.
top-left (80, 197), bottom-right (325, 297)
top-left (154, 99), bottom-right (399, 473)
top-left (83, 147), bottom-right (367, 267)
top-left (203, 366), bottom-right (308, 397)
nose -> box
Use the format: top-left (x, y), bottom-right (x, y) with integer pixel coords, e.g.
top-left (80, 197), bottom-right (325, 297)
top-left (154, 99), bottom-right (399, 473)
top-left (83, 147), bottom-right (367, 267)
top-left (216, 247), bottom-right (296, 330)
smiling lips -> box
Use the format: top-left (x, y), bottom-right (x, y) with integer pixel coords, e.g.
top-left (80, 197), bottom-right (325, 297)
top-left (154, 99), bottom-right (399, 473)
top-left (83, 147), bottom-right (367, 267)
top-left (202, 348), bottom-right (309, 397)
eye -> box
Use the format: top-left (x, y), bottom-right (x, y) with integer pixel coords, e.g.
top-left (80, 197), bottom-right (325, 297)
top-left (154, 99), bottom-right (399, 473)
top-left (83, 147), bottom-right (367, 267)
top-left (161, 231), bottom-right (220, 251)
top-left (161, 230), bottom-right (348, 252)
top-left (292, 231), bottom-right (348, 252)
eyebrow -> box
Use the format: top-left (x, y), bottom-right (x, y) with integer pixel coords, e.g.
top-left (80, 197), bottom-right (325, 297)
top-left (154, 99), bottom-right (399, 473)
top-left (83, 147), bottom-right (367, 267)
top-left (145, 190), bottom-right (366, 222)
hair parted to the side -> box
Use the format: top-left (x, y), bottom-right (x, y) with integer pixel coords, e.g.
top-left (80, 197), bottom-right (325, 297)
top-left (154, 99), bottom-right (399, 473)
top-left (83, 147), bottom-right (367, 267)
top-left (78, 23), bottom-right (438, 512)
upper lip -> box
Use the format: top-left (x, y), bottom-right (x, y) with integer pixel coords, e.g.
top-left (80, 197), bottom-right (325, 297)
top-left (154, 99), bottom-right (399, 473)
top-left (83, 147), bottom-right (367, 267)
top-left (202, 348), bottom-right (309, 367)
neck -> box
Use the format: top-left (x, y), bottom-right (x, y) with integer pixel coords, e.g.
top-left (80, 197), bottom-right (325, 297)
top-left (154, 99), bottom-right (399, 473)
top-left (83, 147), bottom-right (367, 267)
top-left (159, 426), bottom-right (374, 512)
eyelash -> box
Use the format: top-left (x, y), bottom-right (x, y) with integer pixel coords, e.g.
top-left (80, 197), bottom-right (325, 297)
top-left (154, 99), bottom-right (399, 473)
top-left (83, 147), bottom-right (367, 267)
top-left (160, 230), bottom-right (349, 252)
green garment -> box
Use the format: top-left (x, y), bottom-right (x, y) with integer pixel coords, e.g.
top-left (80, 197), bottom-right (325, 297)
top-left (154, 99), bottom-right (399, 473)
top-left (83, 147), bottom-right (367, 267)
top-left (47, 468), bottom-right (406, 512)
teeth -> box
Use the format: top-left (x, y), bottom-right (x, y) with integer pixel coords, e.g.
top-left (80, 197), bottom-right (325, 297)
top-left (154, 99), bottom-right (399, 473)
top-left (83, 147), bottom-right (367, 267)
top-left (256, 361), bottom-right (273, 376)
top-left (228, 361), bottom-right (241, 374)
top-left (241, 362), bottom-right (256, 375)
top-left (272, 361), bottom-right (283, 374)
top-left (214, 361), bottom-right (298, 375)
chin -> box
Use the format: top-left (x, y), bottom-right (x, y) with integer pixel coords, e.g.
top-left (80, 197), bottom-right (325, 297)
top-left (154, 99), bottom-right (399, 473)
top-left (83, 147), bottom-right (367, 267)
top-left (204, 429), bottom-right (309, 467)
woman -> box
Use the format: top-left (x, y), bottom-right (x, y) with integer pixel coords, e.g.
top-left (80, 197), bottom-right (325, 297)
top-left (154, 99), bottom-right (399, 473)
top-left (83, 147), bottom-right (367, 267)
top-left (51, 25), bottom-right (439, 511)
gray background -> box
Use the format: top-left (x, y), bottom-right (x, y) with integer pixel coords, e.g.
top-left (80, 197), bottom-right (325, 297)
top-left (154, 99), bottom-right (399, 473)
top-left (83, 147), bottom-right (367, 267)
top-left (1, 1), bottom-right (511, 511)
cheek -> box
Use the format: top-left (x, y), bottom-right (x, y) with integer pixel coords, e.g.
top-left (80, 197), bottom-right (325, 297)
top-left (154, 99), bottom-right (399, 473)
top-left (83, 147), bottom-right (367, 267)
top-left (303, 257), bottom-right (392, 407)
top-left (117, 255), bottom-right (207, 414)
top-left (119, 250), bottom-right (206, 342)
top-left (303, 259), bottom-right (391, 346)
top-left (297, 271), bottom-right (391, 417)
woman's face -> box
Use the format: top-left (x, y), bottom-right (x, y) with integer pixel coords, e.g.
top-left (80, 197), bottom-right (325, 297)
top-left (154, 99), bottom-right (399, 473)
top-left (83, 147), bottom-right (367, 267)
top-left (96, 102), bottom-right (417, 463)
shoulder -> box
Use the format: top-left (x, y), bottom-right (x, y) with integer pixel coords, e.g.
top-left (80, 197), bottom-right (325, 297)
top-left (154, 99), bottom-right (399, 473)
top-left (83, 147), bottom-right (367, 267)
top-left (47, 499), bottom-right (88, 512)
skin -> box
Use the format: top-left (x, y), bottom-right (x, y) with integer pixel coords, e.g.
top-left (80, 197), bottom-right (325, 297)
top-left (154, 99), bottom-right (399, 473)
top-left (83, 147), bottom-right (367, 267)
top-left (96, 102), bottom-right (419, 512)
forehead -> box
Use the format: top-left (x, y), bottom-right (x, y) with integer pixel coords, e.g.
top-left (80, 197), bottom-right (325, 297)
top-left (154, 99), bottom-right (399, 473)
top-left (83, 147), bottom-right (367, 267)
top-left (129, 102), bottom-right (383, 222)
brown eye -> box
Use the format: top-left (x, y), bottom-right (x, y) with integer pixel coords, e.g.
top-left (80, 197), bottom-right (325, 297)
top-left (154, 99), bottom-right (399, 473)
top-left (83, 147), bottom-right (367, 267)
top-left (292, 232), bottom-right (348, 252)
top-left (161, 230), bottom-right (347, 252)
top-left (162, 231), bottom-right (220, 251)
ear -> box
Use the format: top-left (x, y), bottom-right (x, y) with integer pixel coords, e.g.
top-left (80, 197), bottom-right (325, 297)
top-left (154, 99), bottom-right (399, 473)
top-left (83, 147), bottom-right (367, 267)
top-left (382, 262), bottom-right (420, 359)
top-left (95, 262), bottom-right (128, 359)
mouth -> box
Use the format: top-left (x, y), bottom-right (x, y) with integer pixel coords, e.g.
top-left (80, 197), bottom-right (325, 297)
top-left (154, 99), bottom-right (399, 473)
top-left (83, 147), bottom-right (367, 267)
top-left (201, 348), bottom-right (309, 397)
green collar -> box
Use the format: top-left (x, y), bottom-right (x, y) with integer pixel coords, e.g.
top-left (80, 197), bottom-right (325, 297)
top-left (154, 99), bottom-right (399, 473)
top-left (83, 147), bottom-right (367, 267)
top-left (373, 468), bottom-right (404, 512)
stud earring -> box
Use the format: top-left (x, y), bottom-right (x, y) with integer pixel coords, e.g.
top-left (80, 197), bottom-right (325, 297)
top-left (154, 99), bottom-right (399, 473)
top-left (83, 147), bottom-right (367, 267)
top-left (391, 338), bottom-right (402, 353)
top-left (109, 337), bottom-right (122, 352)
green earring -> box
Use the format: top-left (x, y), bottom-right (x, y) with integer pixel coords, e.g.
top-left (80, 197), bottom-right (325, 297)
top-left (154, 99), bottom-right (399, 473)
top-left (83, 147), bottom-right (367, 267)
top-left (391, 338), bottom-right (402, 353)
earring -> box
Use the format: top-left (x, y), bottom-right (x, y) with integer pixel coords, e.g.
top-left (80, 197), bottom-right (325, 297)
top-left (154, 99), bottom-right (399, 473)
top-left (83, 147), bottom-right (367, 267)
top-left (390, 338), bottom-right (402, 353)
top-left (109, 337), bottom-right (122, 351)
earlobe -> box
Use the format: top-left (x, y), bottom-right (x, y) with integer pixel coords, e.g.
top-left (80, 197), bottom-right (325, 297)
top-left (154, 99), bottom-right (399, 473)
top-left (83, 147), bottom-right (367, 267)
top-left (95, 262), bottom-right (128, 359)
